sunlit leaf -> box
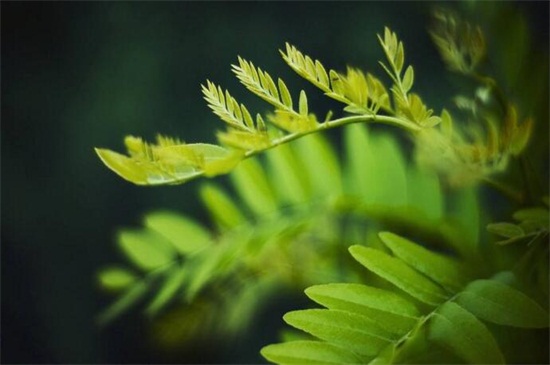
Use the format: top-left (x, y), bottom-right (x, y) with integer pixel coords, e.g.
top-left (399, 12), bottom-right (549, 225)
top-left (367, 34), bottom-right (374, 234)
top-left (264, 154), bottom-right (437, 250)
top-left (305, 283), bottom-right (419, 334)
top-left (261, 341), bottom-right (362, 365)
top-left (284, 309), bottom-right (392, 356)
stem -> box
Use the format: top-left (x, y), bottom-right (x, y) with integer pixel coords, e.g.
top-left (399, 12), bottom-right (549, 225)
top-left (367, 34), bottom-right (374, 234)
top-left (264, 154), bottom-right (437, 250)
top-left (481, 177), bottom-right (524, 204)
top-left (245, 114), bottom-right (420, 158)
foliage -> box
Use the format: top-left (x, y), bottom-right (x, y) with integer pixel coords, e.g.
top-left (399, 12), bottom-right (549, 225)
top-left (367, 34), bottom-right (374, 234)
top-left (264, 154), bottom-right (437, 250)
top-left (95, 7), bottom-right (548, 365)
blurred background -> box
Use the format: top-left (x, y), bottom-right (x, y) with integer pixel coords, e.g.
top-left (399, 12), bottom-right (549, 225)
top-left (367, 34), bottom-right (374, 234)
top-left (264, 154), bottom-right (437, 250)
top-left (2, 1), bottom-right (548, 363)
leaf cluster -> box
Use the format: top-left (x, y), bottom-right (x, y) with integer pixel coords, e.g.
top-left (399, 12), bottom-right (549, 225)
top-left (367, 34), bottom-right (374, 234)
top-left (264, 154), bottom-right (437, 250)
top-left (262, 232), bottom-right (549, 364)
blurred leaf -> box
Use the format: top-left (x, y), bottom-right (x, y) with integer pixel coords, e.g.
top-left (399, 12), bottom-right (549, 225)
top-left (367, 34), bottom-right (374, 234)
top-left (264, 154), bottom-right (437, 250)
top-left (97, 266), bottom-right (138, 292)
top-left (117, 229), bottom-right (175, 271)
top-left (266, 143), bottom-right (311, 205)
top-left (455, 279), bottom-right (549, 328)
top-left (200, 183), bottom-right (246, 229)
top-left (97, 280), bottom-right (149, 327)
top-left (144, 211), bottom-right (212, 254)
top-left (230, 158), bottom-right (278, 216)
top-left (487, 222), bottom-right (525, 238)
top-left (295, 133), bottom-right (343, 197)
top-left (145, 266), bottom-right (187, 317)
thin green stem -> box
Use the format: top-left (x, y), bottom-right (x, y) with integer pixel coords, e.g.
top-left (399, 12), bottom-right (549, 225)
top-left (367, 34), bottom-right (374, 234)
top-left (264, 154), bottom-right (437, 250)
top-left (481, 177), bottom-right (524, 204)
top-left (245, 114), bottom-right (420, 158)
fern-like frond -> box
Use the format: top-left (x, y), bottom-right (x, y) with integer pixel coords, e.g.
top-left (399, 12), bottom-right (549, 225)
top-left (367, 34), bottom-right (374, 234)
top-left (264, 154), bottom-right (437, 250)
top-left (232, 56), bottom-right (304, 118)
top-left (95, 135), bottom-right (244, 185)
top-left (201, 80), bottom-right (257, 133)
top-left (429, 9), bottom-right (486, 74)
top-left (262, 232), bottom-right (549, 365)
top-left (98, 129), bottom-right (468, 326)
top-left (281, 43), bottom-right (391, 114)
top-left (377, 27), bottom-right (441, 127)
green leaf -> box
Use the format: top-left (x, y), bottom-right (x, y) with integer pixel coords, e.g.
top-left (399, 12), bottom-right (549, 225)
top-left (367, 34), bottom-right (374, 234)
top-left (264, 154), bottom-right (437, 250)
top-left (344, 126), bottom-right (407, 206)
top-left (402, 65), bottom-right (414, 93)
top-left (117, 229), bottom-right (175, 271)
top-left (452, 187), bottom-right (480, 253)
top-left (295, 134), bottom-right (343, 197)
top-left (230, 157), bottom-right (278, 216)
top-left (145, 265), bottom-right (187, 316)
top-left (299, 90), bottom-right (308, 116)
top-left (144, 211), bottom-right (211, 254)
top-left (95, 148), bottom-right (150, 185)
top-left (487, 222), bottom-right (525, 238)
top-left (349, 245), bottom-right (449, 305)
top-left (97, 280), bottom-right (149, 326)
top-left (261, 341), bottom-right (362, 365)
top-left (394, 42), bottom-right (405, 73)
top-left (284, 309), bottom-right (392, 356)
top-left (428, 302), bottom-right (505, 364)
top-left (513, 207), bottom-right (549, 226)
top-left (367, 133), bottom-right (408, 206)
top-left (278, 78), bottom-right (293, 109)
top-left (266, 143), bottom-right (311, 205)
top-left (305, 283), bottom-right (419, 334)
top-left (200, 183), bottom-right (246, 229)
top-left (344, 123), bottom-right (372, 201)
top-left (406, 167), bottom-right (443, 221)
top-left (378, 232), bottom-right (464, 292)
top-left (97, 266), bottom-right (138, 292)
top-left (455, 279), bottom-right (549, 328)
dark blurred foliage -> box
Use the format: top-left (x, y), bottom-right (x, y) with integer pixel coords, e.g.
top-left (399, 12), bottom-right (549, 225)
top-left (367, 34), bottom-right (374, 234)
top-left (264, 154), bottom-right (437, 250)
top-left (1, 1), bottom-right (547, 364)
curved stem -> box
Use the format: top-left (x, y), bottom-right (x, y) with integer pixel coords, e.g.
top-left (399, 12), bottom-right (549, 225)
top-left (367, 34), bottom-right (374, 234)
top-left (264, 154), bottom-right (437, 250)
top-left (245, 114), bottom-right (420, 158)
top-left (481, 177), bottom-right (524, 204)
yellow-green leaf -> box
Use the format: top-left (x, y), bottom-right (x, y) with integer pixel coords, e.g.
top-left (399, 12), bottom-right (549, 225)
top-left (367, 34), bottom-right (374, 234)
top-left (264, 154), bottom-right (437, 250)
top-left (261, 341), bottom-right (362, 365)
top-left (97, 266), bottom-right (138, 292)
top-left (200, 183), bottom-right (246, 229)
top-left (117, 229), bottom-right (176, 271)
top-left (144, 211), bottom-right (212, 254)
top-left (284, 309), bottom-right (392, 356)
top-left (305, 283), bottom-right (419, 334)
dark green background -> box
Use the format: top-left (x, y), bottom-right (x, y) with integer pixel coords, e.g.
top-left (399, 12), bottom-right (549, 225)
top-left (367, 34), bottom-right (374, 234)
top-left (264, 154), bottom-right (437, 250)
top-left (2, 1), bottom-right (547, 363)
